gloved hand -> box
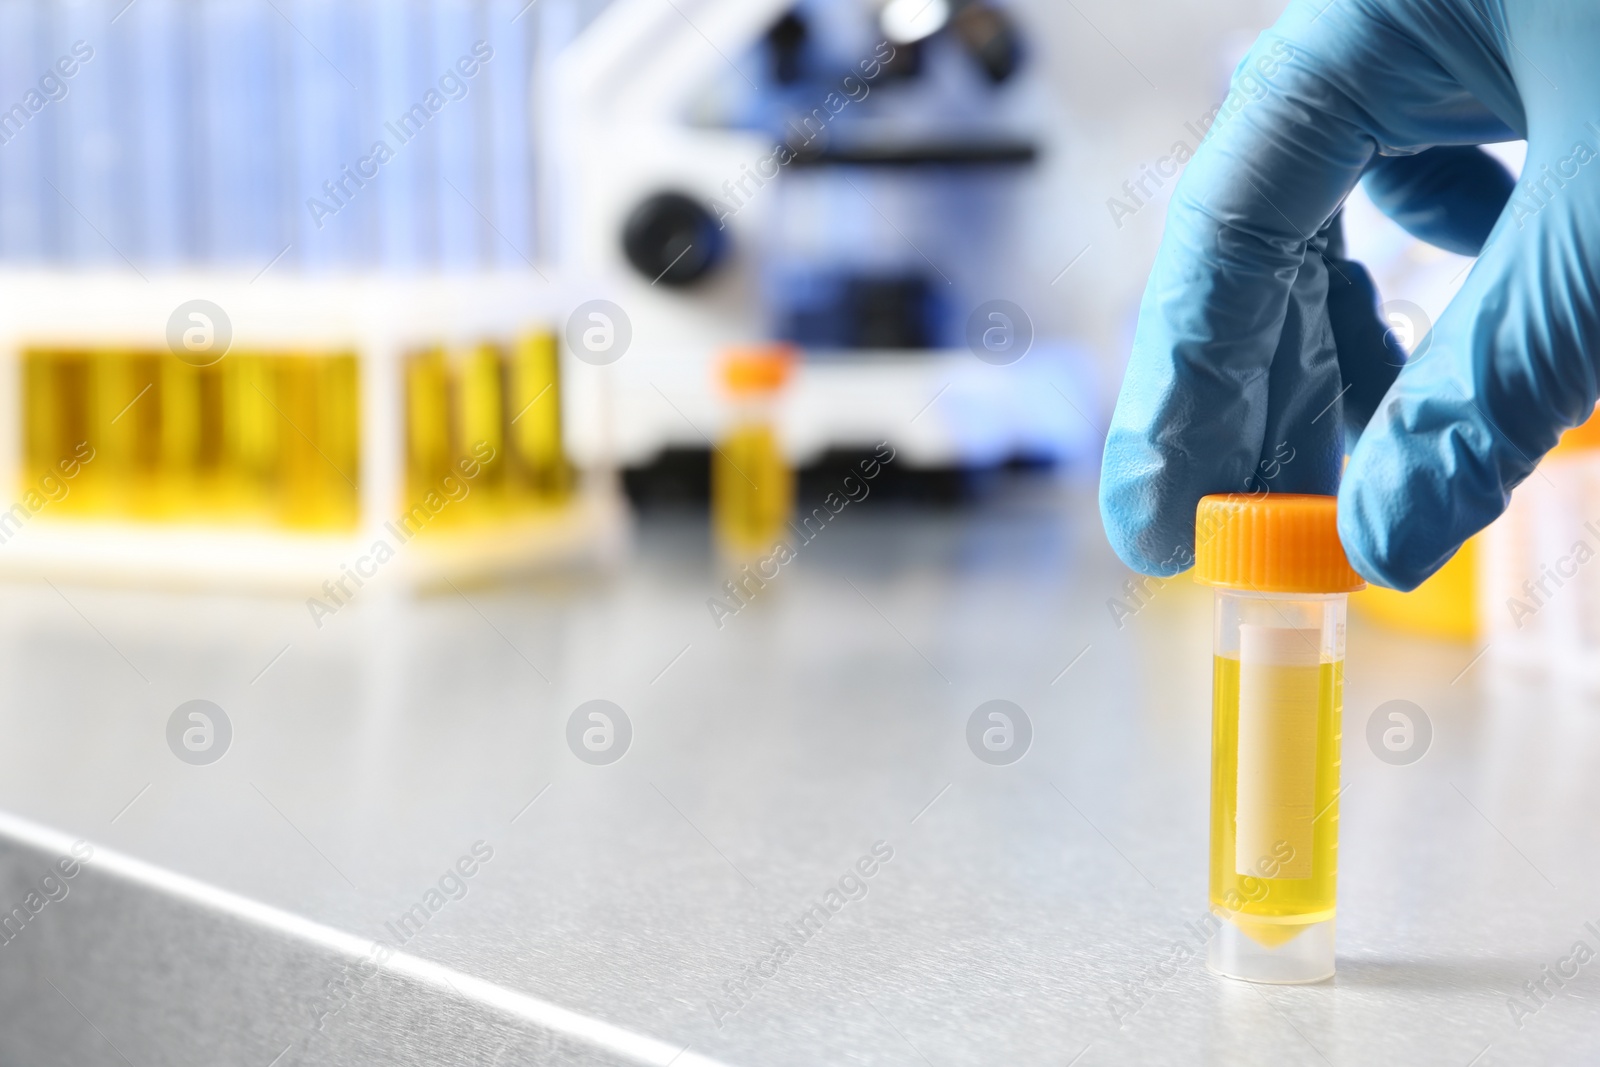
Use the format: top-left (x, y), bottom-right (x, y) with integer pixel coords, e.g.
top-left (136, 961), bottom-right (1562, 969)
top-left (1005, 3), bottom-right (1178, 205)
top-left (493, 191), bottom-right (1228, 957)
top-left (1099, 0), bottom-right (1599, 590)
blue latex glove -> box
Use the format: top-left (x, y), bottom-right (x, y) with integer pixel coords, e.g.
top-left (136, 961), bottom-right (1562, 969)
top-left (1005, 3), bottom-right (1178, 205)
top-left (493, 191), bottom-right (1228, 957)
top-left (1099, 0), bottom-right (1598, 590)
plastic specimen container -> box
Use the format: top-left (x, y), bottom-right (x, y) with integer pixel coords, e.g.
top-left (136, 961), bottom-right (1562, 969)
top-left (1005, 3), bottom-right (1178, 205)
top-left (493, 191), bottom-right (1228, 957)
top-left (712, 344), bottom-right (797, 558)
top-left (1480, 403), bottom-right (1600, 681)
top-left (1193, 493), bottom-right (1365, 983)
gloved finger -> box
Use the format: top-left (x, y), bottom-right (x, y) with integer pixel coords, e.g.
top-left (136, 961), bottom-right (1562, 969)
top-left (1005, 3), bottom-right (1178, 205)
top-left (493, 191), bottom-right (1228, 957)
top-left (1340, 136), bottom-right (1600, 589)
top-left (1243, 220), bottom-right (1345, 500)
top-left (1322, 211), bottom-right (1405, 440)
top-left (1325, 253), bottom-right (1404, 441)
top-left (1361, 146), bottom-right (1517, 257)
top-left (1100, 0), bottom-right (1516, 576)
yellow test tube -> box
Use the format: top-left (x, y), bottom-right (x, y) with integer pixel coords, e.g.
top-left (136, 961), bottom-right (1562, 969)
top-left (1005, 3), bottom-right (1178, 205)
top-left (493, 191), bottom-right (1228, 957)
top-left (404, 347), bottom-right (454, 514)
top-left (1193, 493), bottom-right (1365, 984)
top-left (195, 360), bottom-right (229, 517)
top-left (82, 350), bottom-right (142, 516)
top-left (507, 330), bottom-right (571, 506)
top-left (712, 344), bottom-right (796, 559)
top-left (22, 350), bottom-right (88, 510)
top-left (225, 352), bottom-right (278, 522)
top-left (125, 352), bottom-right (166, 517)
top-left (273, 352), bottom-right (361, 531)
top-left (455, 342), bottom-right (506, 523)
top-left (159, 353), bottom-right (207, 518)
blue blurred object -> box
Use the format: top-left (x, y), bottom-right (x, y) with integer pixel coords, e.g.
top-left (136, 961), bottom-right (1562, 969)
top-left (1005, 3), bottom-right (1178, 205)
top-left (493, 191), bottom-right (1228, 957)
top-left (431, 0), bottom-right (482, 270)
top-left (54, 0), bottom-right (122, 266)
top-left (1099, 0), bottom-right (1596, 591)
top-left (692, 0), bottom-right (1035, 351)
top-left (777, 269), bottom-right (942, 349)
top-left (0, 0), bottom-right (541, 273)
top-left (0, 0), bottom-right (48, 260)
top-left (373, 0), bottom-right (432, 269)
top-left (202, 0), bottom-right (283, 266)
top-left (130, 0), bottom-right (192, 267)
top-left (486, 0), bottom-right (534, 268)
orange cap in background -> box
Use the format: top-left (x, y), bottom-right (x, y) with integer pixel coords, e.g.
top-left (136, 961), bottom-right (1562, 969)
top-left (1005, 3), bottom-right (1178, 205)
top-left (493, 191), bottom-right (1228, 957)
top-left (1193, 493), bottom-right (1366, 594)
top-left (1550, 402), bottom-right (1600, 457)
top-left (720, 343), bottom-right (798, 395)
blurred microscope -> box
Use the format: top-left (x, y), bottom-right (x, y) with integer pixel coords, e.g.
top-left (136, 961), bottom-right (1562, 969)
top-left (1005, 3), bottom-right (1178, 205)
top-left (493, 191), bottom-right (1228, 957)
top-left (556, 0), bottom-right (1097, 487)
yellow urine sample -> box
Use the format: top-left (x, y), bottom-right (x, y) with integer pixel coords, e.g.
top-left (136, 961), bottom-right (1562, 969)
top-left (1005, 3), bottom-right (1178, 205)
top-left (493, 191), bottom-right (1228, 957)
top-left (402, 346), bottom-right (485, 532)
top-left (404, 348), bottom-right (455, 499)
top-left (507, 332), bottom-right (570, 504)
top-left (223, 353), bottom-right (280, 520)
top-left (401, 337), bottom-right (574, 533)
top-left (455, 343), bottom-right (507, 520)
top-left (22, 350), bottom-right (90, 512)
top-left (713, 422), bottom-right (792, 557)
top-left (157, 355), bottom-right (203, 514)
top-left (78, 351), bottom-right (155, 515)
top-left (20, 348), bottom-right (360, 530)
top-left (273, 354), bottom-right (361, 531)
top-left (1209, 653), bottom-right (1341, 946)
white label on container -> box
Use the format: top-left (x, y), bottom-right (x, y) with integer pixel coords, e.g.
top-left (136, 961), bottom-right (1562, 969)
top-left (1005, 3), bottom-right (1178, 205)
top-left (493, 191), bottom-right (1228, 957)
top-left (1235, 624), bottom-right (1322, 879)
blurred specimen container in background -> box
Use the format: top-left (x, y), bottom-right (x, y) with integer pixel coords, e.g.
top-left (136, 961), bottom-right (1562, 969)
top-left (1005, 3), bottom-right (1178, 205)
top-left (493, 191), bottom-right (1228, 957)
top-left (1355, 403), bottom-right (1600, 659)
top-left (1194, 494), bottom-right (1364, 984)
top-left (712, 343), bottom-right (796, 558)
top-left (1479, 403), bottom-right (1600, 681)
top-left (402, 331), bottom-right (572, 531)
top-left (1353, 531), bottom-right (1477, 640)
top-left (23, 324), bottom-right (572, 544)
top-left (25, 348), bottom-right (361, 530)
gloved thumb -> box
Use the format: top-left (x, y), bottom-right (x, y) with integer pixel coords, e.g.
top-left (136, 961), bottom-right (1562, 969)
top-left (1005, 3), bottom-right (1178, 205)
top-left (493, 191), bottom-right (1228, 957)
top-left (1338, 137), bottom-right (1600, 590)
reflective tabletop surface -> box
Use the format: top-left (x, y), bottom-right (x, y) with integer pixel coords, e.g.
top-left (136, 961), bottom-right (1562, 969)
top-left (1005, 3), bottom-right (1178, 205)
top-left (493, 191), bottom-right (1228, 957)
top-left (0, 478), bottom-right (1594, 1066)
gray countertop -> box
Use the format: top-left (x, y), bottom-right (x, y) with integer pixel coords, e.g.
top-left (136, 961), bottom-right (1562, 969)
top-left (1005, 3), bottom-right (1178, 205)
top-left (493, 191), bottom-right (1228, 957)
top-left (0, 478), bottom-right (1593, 1066)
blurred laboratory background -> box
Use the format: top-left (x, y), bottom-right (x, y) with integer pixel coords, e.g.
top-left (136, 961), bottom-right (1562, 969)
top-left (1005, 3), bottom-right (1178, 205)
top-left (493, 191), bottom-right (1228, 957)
top-left (2, 1), bottom-right (1597, 1066)
top-left (0, 0), bottom-right (1535, 610)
